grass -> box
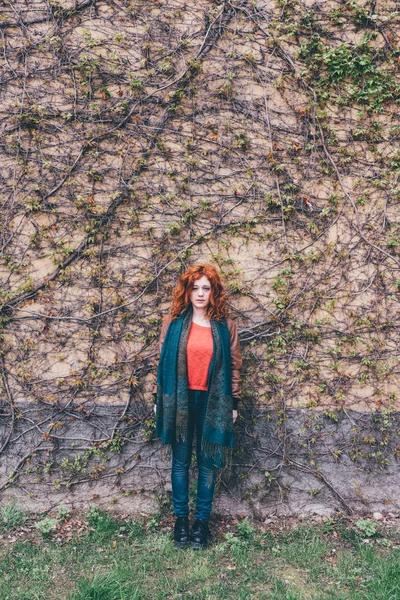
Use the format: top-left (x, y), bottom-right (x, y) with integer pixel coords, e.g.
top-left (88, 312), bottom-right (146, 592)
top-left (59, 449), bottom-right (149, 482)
top-left (1, 501), bottom-right (27, 529)
top-left (0, 505), bottom-right (399, 600)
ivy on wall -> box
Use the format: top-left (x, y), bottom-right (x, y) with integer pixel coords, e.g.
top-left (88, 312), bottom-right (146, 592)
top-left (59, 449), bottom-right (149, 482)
top-left (0, 0), bottom-right (399, 511)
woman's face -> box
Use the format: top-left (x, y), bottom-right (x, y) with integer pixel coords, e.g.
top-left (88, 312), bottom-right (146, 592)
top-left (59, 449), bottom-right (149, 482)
top-left (190, 275), bottom-right (212, 310)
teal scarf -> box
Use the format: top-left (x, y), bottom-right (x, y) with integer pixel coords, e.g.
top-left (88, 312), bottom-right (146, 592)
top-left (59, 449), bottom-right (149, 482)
top-left (155, 306), bottom-right (234, 468)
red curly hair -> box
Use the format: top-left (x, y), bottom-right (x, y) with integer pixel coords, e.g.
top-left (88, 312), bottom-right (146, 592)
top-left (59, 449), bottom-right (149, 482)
top-left (170, 264), bottom-right (228, 321)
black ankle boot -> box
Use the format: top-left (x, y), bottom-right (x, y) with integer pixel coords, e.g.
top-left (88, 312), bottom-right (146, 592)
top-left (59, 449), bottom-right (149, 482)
top-left (173, 516), bottom-right (190, 548)
top-left (191, 519), bottom-right (211, 549)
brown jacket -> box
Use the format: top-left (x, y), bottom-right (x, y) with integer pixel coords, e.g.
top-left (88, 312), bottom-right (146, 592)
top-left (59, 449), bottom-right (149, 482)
top-left (152, 316), bottom-right (242, 399)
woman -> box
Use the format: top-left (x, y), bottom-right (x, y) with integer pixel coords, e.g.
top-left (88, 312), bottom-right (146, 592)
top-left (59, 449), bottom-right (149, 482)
top-left (153, 264), bottom-right (242, 549)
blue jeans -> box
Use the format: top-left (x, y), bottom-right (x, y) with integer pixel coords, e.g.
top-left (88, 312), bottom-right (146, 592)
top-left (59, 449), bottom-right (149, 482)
top-left (171, 390), bottom-right (216, 521)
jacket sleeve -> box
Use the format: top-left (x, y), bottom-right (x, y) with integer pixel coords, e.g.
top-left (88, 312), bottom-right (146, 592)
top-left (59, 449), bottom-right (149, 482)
top-left (228, 318), bottom-right (242, 407)
top-left (152, 317), bottom-right (171, 397)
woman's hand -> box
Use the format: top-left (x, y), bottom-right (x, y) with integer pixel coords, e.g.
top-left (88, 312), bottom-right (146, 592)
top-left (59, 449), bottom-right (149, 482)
top-left (233, 410), bottom-right (238, 423)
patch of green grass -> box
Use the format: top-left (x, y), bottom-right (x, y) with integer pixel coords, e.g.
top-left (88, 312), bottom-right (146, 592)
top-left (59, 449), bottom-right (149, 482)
top-left (86, 504), bottom-right (122, 541)
top-left (279, 524), bottom-right (330, 568)
top-left (333, 545), bottom-right (400, 600)
top-left (363, 555), bottom-right (400, 600)
top-left (1, 501), bottom-right (27, 529)
top-left (0, 510), bottom-right (399, 600)
top-left (70, 570), bottom-right (142, 600)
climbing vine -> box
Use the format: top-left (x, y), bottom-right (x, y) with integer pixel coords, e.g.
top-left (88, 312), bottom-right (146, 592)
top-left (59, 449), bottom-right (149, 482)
top-left (0, 0), bottom-right (399, 514)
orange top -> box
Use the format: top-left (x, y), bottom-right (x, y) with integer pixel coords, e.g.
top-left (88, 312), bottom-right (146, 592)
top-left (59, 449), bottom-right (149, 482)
top-left (187, 322), bottom-right (214, 391)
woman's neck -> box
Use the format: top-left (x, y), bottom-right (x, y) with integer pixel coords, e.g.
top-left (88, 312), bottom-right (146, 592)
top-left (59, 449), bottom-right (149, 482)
top-left (191, 306), bottom-right (210, 326)
top-left (192, 306), bottom-right (208, 319)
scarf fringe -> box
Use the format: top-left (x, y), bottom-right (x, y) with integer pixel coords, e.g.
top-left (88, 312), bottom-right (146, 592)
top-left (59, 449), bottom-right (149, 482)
top-left (201, 438), bottom-right (233, 471)
top-left (176, 420), bottom-right (188, 445)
